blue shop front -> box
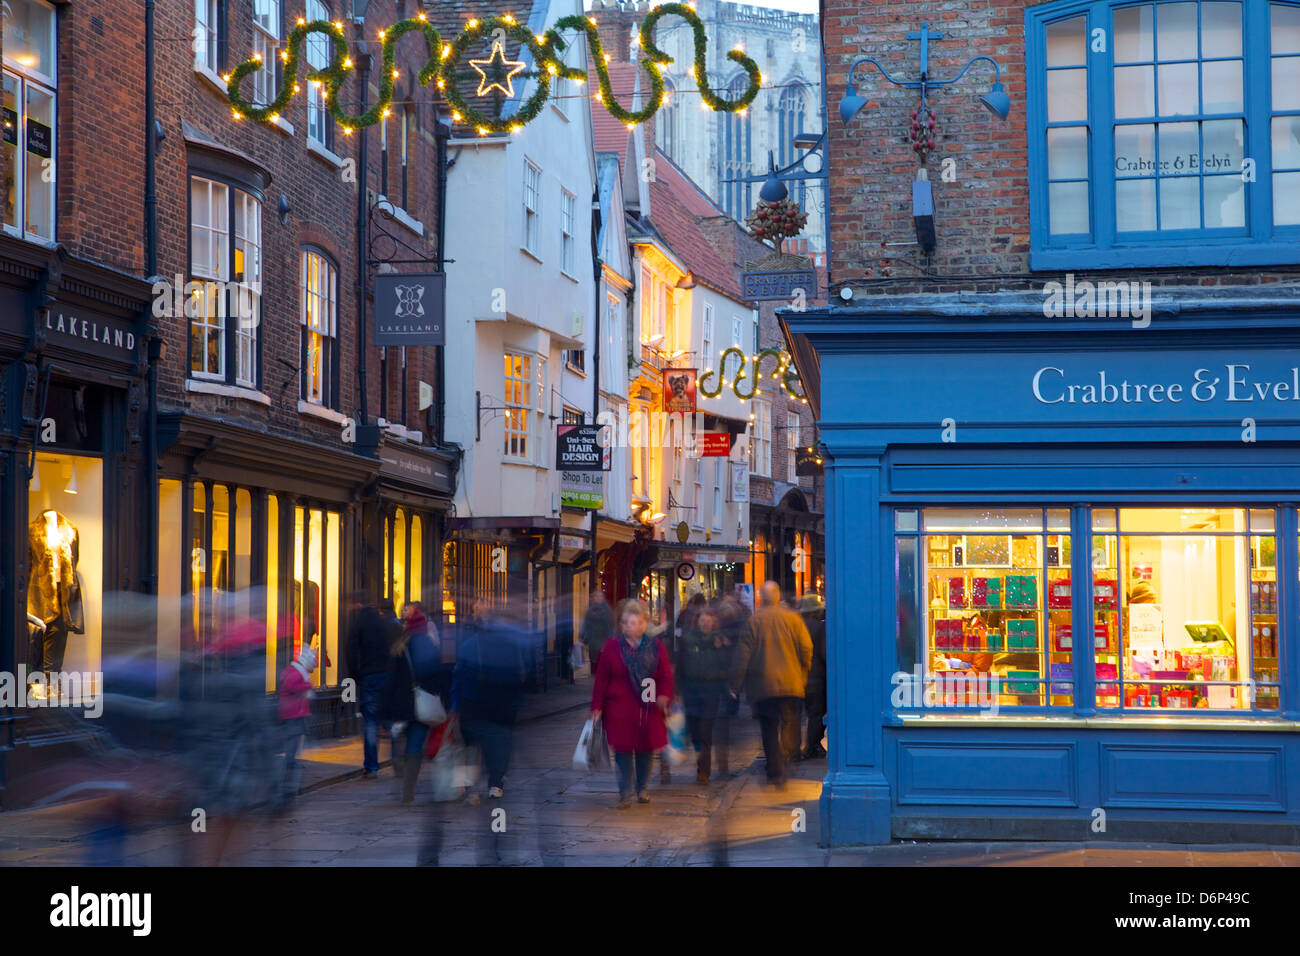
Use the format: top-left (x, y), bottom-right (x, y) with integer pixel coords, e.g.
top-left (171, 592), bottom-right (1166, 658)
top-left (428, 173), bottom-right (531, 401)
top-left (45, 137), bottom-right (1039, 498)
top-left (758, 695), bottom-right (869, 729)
top-left (785, 291), bottom-right (1300, 846)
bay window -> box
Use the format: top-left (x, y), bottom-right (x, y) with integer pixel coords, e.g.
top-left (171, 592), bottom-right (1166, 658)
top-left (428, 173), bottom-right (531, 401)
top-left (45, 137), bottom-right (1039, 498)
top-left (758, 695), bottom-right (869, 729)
top-left (189, 175), bottom-right (261, 388)
top-left (504, 351), bottom-right (545, 463)
top-left (1028, 0), bottom-right (1300, 267)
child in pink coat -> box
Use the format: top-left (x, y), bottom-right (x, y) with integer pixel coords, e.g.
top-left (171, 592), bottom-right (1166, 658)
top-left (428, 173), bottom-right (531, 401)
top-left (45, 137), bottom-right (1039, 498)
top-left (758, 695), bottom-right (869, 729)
top-left (275, 643), bottom-right (317, 809)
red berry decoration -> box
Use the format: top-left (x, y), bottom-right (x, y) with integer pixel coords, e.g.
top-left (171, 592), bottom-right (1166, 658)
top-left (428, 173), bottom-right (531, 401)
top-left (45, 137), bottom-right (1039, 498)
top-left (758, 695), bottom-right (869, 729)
top-left (744, 197), bottom-right (809, 253)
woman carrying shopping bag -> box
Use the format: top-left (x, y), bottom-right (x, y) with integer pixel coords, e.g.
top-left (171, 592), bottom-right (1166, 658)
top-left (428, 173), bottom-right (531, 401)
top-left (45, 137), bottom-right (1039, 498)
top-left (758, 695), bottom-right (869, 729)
top-left (379, 605), bottom-right (444, 804)
top-left (590, 599), bottom-right (674, 809)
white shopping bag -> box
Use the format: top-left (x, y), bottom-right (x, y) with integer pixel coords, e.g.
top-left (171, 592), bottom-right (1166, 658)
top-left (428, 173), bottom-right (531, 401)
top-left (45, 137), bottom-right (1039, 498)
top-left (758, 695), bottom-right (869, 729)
top-left (573, 719), bottom-right (595, 770)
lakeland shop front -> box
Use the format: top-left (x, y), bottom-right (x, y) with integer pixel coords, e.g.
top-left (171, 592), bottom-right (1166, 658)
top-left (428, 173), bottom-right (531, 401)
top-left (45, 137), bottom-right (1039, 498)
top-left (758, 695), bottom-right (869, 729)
top-left (786, 294), bottom-right (1300, 846)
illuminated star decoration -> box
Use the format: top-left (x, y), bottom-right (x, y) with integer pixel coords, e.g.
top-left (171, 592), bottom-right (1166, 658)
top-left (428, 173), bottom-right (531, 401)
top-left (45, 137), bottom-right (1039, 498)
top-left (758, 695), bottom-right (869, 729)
top-left (469, 39), bottom-right (526, 97)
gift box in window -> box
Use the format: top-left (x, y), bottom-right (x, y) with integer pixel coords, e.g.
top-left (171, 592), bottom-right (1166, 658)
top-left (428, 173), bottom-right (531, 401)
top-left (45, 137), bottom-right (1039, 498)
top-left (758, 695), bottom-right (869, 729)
top-left (971, 576), bottom-right (1002, 609)
top-left (1251, 581), bottom-right (1277, 615)
top-left (1006, 617), bottom-right (1038, 650)
top-left (1006, 669), bottom-right (1039, 695)
top-left (1005, 574), bottom-right (1037, 608)
top-left (1124, 684), bottom-right (1156, 708)
top-left (1047, 577), bottom-right (1071, 609)
top-left (948, 576), bottom-right (966, 609)
top-left (1054, 623), bottom-right (1073, 651)
top-left (1096, 663), bottom-right (1119, 706)
top-left (1093, 579), bottom-right (1117, 610)
top-left (1161, 687), bottom-right (1195, 709)
top-left (934, 619), bottom-right (963, 651)
top-left (1093, 621), bottom-right (1109, 650)
top-left (1049, 662), bottom-right (1073, 695)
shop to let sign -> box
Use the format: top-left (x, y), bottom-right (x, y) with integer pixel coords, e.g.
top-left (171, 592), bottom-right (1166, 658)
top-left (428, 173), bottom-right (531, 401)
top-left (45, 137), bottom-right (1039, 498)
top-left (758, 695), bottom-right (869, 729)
top-left (560, 470), bottom-right (603, 509)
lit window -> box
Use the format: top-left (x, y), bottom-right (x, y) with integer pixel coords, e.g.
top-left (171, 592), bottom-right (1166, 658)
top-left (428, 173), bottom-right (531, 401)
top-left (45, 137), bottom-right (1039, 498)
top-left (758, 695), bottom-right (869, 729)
top-left (251, 0), bottom-right (281, 107)
top-left (504, 352), bottom-right (542, 460)
top-left (301, 249), bottom-right (338, 406)
top-left (188, 177), bottom-right (260, 385)
top-left (2, 0), bottom-right (57, 242)
top-left (305, 0), bottom-right (332, 148)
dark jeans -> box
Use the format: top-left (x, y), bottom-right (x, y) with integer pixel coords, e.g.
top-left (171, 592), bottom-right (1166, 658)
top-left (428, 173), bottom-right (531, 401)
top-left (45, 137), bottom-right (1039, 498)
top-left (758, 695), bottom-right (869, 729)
top-left (461, 717), bottom-right (512, 790)
top-left (754, 696), bottom-right (802, 783)
top-left (686, 715), bottom-right (733, 777)
top-left (358, 672), bottom-right (389, 774)
top-left (614, 751), bottom-right (652, 799)
top-left (805, 699), bottom-right (826, 753)
top-left (279, 717), bottom-right (308, 804)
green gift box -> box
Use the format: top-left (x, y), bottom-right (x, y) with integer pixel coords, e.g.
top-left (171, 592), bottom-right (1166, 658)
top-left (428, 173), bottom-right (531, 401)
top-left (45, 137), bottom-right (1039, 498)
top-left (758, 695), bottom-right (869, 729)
top-left (1005, 575), bottom-right (1037, 608)
top-left (1006, 669), bottom-right (1039, 694)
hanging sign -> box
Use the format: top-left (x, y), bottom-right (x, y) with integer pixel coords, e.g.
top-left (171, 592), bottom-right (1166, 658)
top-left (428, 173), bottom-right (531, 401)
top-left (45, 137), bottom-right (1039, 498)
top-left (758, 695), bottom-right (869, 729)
top-left (729, 461), bottom-right (749, 502)
top-left (662, 368), bottom-right (697, 414)
top-left (373, 273), bottom-right (445, 345)
top-left (795, 445), bottom-right (823, 476)
top-left (700, 432), bottom-right (731, 457)
top-left (556, 424), bottom-right (606, 472)
top-left (741, 269), bottom-right (817, 301)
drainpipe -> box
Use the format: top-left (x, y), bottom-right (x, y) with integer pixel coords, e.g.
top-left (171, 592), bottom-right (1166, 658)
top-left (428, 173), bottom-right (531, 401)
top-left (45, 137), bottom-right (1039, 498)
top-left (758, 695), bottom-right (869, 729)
top-left (355, 29), bottom-right (371, 426)
top-left (434, 108), bottom-right (451, 445)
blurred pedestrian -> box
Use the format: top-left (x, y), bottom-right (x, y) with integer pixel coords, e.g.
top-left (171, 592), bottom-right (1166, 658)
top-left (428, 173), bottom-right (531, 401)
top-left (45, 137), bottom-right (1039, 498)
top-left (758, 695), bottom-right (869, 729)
top-left (275, 639), bottom-right (317, 809)
top-left (379, 604), bottom-right (442, 804)
top-left (677, 606), bottom-right (731, 785)
top-left (347, 595), bottom-right (402, 778)
top-left (451, 600), bottom-right (528, 800)
top-left (797, 593), bottom-right (827, 759)
top-left (728, 581), bottom-right (813, 788)
top-left (581, 591), bottom-right (614, 668)
top-left (591, 599), bottom-right (674, 808)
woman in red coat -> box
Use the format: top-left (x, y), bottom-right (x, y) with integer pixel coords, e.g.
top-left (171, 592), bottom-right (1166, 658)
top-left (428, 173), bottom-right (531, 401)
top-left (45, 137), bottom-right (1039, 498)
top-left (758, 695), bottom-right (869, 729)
top-left (591, 598), bottom-right (674, 808)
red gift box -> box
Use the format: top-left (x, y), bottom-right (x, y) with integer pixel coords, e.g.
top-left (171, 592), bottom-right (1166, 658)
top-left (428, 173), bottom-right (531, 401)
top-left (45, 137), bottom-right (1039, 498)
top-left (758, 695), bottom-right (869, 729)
top-left (948, 577), bottom-right (966, 608)
top-left (1094, 621), bottom-right (1109, 649)
top-left (1093, 579), bottom-right (1117, 610)
top-left (1161, 687), bottom-right (1195, 708)
top-left (1054, 624), bottom-right (1073, 651)
top-left (1047, 577), bottom-right (1071, 609)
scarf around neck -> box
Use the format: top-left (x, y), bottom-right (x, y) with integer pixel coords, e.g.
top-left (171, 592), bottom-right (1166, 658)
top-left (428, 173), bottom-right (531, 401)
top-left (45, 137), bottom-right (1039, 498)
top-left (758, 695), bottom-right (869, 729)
top-left (620, 632), bottom-right (659, 699)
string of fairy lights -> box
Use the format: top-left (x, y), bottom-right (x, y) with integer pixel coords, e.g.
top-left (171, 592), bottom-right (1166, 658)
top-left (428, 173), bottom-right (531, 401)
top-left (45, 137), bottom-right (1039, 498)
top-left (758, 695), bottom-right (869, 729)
top-left (226, 4), bottom-right (762, 136)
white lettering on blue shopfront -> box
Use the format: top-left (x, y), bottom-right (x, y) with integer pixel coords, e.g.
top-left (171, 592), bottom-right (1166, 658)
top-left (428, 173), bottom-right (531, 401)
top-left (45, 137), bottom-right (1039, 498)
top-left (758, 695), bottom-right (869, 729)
top-left (46, 312), bottom-right (136, 352)
top-left (1032, 365), bottom-right (1300, 406)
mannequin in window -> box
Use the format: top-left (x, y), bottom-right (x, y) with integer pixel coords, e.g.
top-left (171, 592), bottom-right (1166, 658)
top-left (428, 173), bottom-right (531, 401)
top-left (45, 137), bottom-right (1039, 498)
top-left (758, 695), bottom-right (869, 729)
top-left (27, 510), bottom-right (84, 679)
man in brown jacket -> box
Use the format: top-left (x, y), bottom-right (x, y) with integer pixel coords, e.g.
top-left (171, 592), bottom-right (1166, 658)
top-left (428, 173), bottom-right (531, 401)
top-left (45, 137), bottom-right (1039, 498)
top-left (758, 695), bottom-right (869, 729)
top-left (728, 581), bottom-right (813, 787)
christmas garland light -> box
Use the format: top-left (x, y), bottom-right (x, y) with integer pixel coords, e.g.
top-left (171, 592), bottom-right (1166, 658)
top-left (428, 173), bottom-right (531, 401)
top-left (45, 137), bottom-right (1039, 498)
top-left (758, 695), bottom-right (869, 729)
top-left (699, 347), bottom-right (805, 403)
top-left (227, 5), bottom-right (761, 136)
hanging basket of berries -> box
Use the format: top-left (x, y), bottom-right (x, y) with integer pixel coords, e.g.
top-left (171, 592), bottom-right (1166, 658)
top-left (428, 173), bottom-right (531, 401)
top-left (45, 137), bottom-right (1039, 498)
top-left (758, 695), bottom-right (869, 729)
top-left (908, 102), bottom-right (939, 164)
top-left (744, 197), bottom-right (808, 254)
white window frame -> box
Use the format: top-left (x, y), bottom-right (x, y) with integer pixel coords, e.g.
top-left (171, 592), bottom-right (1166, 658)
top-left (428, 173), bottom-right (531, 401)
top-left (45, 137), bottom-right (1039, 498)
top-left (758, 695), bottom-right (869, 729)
top-left (750, 398), bottom-right (772, 478)
top-left (733, 314), bottom-right (744, 347)
top-left (233, 190), bottom-right (261, 387)
top-left (301, 249), bottom-right (338, 406)
top-left (504, 351), bottom-right (533, 461)
top-left (251, 0), bottom-right (280, 107)
top-left (3, 0), bottom-right (57, 244)
top-left (702, 302), bottom-right (714, 370)
top-left (605, 292), bottom-right (621, 385)
top-left (195, 0), bottom-right (220, 74)
top-left (561, 188), bottom-right (577, 276)
top-left (691, 458), bottom-right (704, 529)
top-left (305, 0), bottom-right (331, 148)
top-left (787, 412), bottom-right (800, 483)
top-left (189, 177), bottom-right (230, 381)
top-left (523, 159), bottom-right (542, 257)
top-left (711, 460), bottom-right (723, 530)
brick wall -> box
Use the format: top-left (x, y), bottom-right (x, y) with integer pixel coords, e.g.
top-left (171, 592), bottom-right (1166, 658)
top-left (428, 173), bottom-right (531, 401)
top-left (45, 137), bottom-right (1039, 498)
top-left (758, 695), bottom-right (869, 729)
top-left (821, 0), bottom-right (1299, 293)
top-left (151, 0), bottom-right (444, 443)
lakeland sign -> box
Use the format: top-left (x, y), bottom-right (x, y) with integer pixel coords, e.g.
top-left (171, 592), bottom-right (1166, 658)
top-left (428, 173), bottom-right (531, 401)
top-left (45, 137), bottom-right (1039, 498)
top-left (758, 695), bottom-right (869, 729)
top-left (44, 308), bottom-right (137, 357)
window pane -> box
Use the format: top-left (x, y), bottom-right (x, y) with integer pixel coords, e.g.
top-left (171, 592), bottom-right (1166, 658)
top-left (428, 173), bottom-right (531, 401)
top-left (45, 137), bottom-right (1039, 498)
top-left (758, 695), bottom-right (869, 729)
top-left (1116, 177), bottom-right (1157, 231)
top-left (1048, 181), bottom-right (1090, 234)
top-left (2, 75), bottom-right (16, 230)
top-left (1159, 174), bottom-right (1200, 229)
top-left (1046, 16), bottom-right (1086, 67)
top-left (922, 508), bottom-right (1045, 532)
top-left (1047, 126), bottom-right (1088, 179)
top-left (1156, 2), bottom-right (1198, 61)
top-left (1047, 67), bottom-right (1087, 122)
top-left (1272, 2), bottom-right (1300, 54)
top-left (7, 0), bottom-right (57, 78)
top-left (1200, 60), bottom-right (1241, 113)
top-left (1156, 62), bottom-right (1198, 115)
top-left (1115, 123), bottom-right (1156, 175)
top-left (1272, 115), bottom-right (1300, 169)
top-left (1114, 65), bottom-right (1155, 118)
top-left (1203, 174), bottom-right (1244, 227)
top-left (1115, 4), bottom-right (1154, 62)
top-left (1274, 171), bottom-right (1300, 224)
top-left (24, 83), bottom-right (52, 238)
top-left (1274, 56), bottom-right (1300, 111)
top-left (1158, 120), bottom-right (1198, 169)
top-left (1201, 2), bottom-right (1241, 57)
top-left (1202, 118), bottom-right (1244, 169)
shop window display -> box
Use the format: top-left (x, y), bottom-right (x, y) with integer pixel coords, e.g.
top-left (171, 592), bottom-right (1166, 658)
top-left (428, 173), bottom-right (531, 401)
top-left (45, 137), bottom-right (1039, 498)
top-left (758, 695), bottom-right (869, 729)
top-left (292, 505), bottom-right (339, 689)
top-left (1100, 507), bottom-right (1271, 711)
top-left (27, 453), bottom-right (102, 695)
top-left (917, 508), bottom-right (1071, 707)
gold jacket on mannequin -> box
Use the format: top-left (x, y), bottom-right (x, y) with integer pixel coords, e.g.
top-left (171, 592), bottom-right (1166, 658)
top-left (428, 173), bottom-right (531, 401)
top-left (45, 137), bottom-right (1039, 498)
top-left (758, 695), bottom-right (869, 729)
top-left (28, 510), bottom-right (84, 634)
